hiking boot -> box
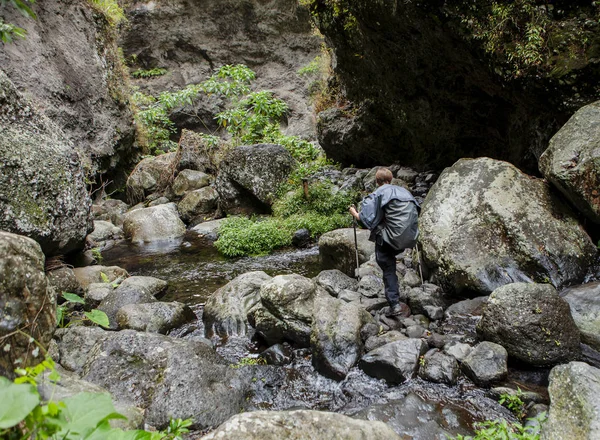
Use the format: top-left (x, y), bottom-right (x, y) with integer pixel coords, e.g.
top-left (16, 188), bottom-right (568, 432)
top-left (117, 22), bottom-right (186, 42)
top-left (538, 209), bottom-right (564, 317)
top-left (385, 303), bottom-right (410, 317)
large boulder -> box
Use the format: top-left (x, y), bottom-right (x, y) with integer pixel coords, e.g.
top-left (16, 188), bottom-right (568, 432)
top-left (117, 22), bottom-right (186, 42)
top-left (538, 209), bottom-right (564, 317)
top-left (314, 269), bottom-right (359, 298)
top-left (539, 101), bottom-right (600, 224)
top-left (477, 283), bottom-right (580, 366)
top-left (0, 232), bottom-right (56, 378)
top-left (172, 169), bottom-right (212, 197)
top-left (200, 410), bottom-right (401, 440)
top-left (310, 295), bottom-right (372, 380)
top-left (123, 203), bottom-right (186, 243)
top-left (116, 302), bottom-right (196, 334)
top-left (125, 153), bottom-right (177, 203)
top-left (216, 144), bottom-right (295, 215)
top-left (54, 327), bottom-right (250, 429)
top-left (318, 228), bottom-right (375, 278)
top-left (359, 339), bottom-right (428, 385)
top-left (420, 158), bottom-right (597, 295)
top-left (177, 187), bottom-right (219, 222)
top-left (542, 362), bottom-right (600, 440)
top-left (72, 265), bottom-right (129, 290)
top-left (203, 271), bottom-right (272, 338)
top-left (98, 285), bottom-right (157, 329)
top-left (251, 274), bottom-right (322, 347)
top-left (0, 71), bottom-right (92, 256)
top-left (88, 220), bottom-right (124, 243)
top-left (461, 341), bottom-right (508, 387)
top-left (561, 282), bottom-right (600, 351)
top-left (92, 199), bottom-right (129, 228)
top-left (0, 0), bottom-right (135, 183)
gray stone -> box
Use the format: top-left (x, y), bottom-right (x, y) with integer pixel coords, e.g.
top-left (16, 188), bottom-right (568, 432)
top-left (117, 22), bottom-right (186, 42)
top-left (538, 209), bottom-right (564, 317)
top-left (292, 228), bottom-right (311, 248)
top-left (445, 297), bottom-right (488, 319)
top-left (204, 271), bottom-right (272, 338)
top-left (314, 269), bottom-right (359, 298)
top-left (338, 289), bottom-right (361, 303)
top-left (126, 153), bottom-right (177, 203)
top-left (116, 301), bottom-right (196, 333)
top-left (310, 295), bottom-right (372, 380)
top-left (147, 197), bottom-right (170, 207)
top-left (407, 283), bottom-right (448, 316)
top-left (85, 283), bottom-right (114, 309)
top-left (561, 281), bottom-right (600, 351)
top-left (200, 410), bottom-right (401, 440)
top-left (358, 274), bottom-right (384, 298)
top-left (172, 169), bottom-right (212, 197)
top-left (319, 228), bottom-right (375, 278)
top-left (92, 200), bottom-right (129, 228)
top-left (418, 349), bottom-right (459, 385)
top-left (98, 285), bottom-right (157, 330)
top-left (47, 267), bottom-right (81, 296)
top-left (539, 100), bottom-right (600, 224)
top-left (55, 327), bottom-right (249, 430)
top-left (396, 168), bottom-right (419, 183)
top-left (72, 265), bottom-right (129, 290)
top-left (461, 341), bottom-right (508, 386)
top-left (0, 72), bottom-right (92, 256)
top-left (88, 220), bottom-right (124, 243)
top-left (259, 344), bottom-right (293, 366)
top-left (216, 144), bottom-right (295, 215)
top-left (0, 232), bottom-right (56, 378)
top-left (118, 276), bottom-right (168, 298)
top-left (359, 339), bottom-right (428, 384)
top-left (365, 331), bottom-right (407, 352)
top-left (424, 305), bottom-right (444, 321)
top-left (419, 158), bottom-right (597, 294)
top-left (177, 187), bottom-right (219, 221)
top-left (542, 362), bottom-right (600, 440)
top-left (190, 218), bottom-right (227, 241)
top-left (443, 342), bottom-right (473, 363)
top-left (477, 283), bottom-right (580, 366)
top-left (123, 203), bottom-right (186, 243)
top-left (406, 325), bottom-right (426, 339)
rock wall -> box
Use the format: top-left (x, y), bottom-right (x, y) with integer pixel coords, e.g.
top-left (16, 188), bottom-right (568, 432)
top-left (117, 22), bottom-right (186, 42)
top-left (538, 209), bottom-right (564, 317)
top-left (0, 0), bottom-right (136, 184)
top-left (119, 0), bottom-right (321, 139)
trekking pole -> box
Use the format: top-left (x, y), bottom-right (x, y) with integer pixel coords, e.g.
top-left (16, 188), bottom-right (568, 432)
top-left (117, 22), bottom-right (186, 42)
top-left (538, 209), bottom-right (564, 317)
top-left (415, 242), bottom-right (424, 286)
top-left (352, 207), bottom-right (360, 280)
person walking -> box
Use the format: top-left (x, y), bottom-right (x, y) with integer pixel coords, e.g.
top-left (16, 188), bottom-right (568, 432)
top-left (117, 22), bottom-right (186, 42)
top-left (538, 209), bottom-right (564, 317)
top-left (349, 167), bottom-right (419, 316)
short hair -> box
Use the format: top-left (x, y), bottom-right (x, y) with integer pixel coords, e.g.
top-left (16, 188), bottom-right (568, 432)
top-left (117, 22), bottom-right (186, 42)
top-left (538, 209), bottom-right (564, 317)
top-left (375, 167), bottom-right (393, 186)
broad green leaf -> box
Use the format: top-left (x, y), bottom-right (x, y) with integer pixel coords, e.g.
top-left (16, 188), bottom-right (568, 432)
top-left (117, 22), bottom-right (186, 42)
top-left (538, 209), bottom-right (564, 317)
top-left (0, 376), bottom-right (40, 429)
top-left (62, 292), bottom-right (85, 304)
top-left (85, 309), bottom-right (110, 328)
top-left (100, 272), bottom-right (110, 283)
top-left (59, 392), bottom-right (127, 438)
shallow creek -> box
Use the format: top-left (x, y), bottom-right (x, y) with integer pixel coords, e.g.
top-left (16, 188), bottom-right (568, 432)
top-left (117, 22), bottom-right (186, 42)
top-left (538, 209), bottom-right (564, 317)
top-left (101, 232), bottom-right (560, 436)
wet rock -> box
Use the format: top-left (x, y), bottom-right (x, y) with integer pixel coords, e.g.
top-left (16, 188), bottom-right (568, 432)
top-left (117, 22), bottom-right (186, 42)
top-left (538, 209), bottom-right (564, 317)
top-left (291, 228), bottom-right (311, 248)
top-left (420, 158), bottom-right (597, 294)
top-left (407, 283), bottom-right (448, 316)
top-left (314, 269), bottom-right (359, 297)
top-left (418, 349), bottom-right (459, 385)
top-left (365, 331), bottom-right (407, 352)
top-left (200, 410), bottom-right (401, 440)
top-left (177, 187), bottom-right (219, 221)
top-left (126, 153), bottom-right (177, 203)
top-left (0, 232), bottom-right (56, 378)
top-left (311, 295), bottom-right (372, 380)
top-left (539, 100), bottom-right (600, 224)
top-left (85, 283), bottom-right (114, 309)
top-left (190, 218), bottom-right (226, 240)
top-left (118, 276), bottom-right (168, 298)
top-left (216, 144), bottom-right (295, 215)
top-left (362, 297), bottom-right (389, 313)
top-left (72, 265), bottom-right (129, 290)
top-left (319, 228), bottom-right (375, 278)
top-left (98, 285), bottom-right (157, 330)
top-left (542, 362), bottom-right (600, 440)
top-left (406, 325), bottom-right (426, 339)
top-left (88, 220), bottom-right (124, 243)
top-left (443, 341), bottom-right (473, 363)
top-left (123, 203), bottom-right (186, 243)
top-left (92, 199), bottom-right (129, 228)
top-left (561, 281), bottom-right (600, 351)
top-left (47, 267), bottom-right (81, 295)
top-left (172, 169), bottom-right (212, 197)
top-left (445, 297), bottom-right (488, 319)
top-left (116, 301), bottom-right (196, 333)
top-left (461, 341), bottom-right (508, 386)
top-left (204, 271), bottom-right (272, 338)
top-left (252, 274), bottom-right (321, 347)
top-left (359, 339), bottom-right (428, 384)
top-left (259, 344), bottom-right (293, 366)
top-left (489, 387), bottom-right (546, 406)
top-left (55, 327), bottom-right (249, 429)
top-left (477, 283), bottom-right (580, 366)
top-left (424, 306), bottom-right (444, 321)
top-left (0, 72), bottom-right (92, 256)
top-left (358, 274), bottom-right (384, 298)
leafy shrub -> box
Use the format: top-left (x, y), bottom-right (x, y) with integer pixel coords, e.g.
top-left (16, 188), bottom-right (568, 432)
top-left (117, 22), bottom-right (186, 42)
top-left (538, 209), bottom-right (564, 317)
top-left (273, 181), bottom-right (358, 218)
top-left (499, 388), bottom-right (526, 420)
top-left (449, 413), bottom-right (547, 440)
top-left (132, 67), bottom-right (168, 79)
top-left (88, 0), bottom-right (126, 27)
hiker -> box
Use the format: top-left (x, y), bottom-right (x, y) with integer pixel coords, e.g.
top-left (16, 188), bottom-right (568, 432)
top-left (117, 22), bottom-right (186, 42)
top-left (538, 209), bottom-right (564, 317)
top-left (349, 167), bottom-right (420, 316)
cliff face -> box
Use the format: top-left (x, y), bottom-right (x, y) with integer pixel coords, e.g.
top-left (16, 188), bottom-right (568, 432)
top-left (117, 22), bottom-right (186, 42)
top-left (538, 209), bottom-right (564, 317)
top-left (308, 0), bottom-right (600, 171)
top-left (0, 0), bottom-right (136, 184)
top-left (119, 0), bottom-right (322, 139)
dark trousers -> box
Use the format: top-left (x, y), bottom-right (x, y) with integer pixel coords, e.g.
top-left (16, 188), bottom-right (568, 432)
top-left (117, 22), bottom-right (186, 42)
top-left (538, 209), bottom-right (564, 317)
top-left (375, 239), bottom-right (400, 307)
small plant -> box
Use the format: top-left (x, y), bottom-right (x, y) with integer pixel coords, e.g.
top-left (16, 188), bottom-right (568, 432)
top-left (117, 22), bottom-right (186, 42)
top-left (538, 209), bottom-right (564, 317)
top-left (449, 412), bottom-right (547, 440)
top-left (0, 0), bottom-right (36, 43)
top-left (88, 0), bottom-right (126, 27)
top-left (499, 387), bottom-right (526, 420)
top-left (90, 247), bottom-right (103, 263)
top-left (230, 357), bottom-right (267, 369)
top-left (56, 292), bottom-right (110, 328)
top-left (132, 67), bottom-right (168, 79)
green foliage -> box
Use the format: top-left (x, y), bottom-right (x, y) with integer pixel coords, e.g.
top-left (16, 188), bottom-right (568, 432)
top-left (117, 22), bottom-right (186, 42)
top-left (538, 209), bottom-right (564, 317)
top-left (499, 388), bottom-right (526, 420)
top-left (1, 359), bottom-right (193, 440)
top-left (229, 357), bottom-right (267, 369)
top-left (88, 0), bottom-right (126, 27)
top-left (131, 67), bottom-right (168, 79)
top-left (0, 0), bottom-right (35, 43)
top-left (91, 247), bottom-right (103, 263)
top-left (57, 292), bottom-right (110, 329)
top-left (273, 181), bottom-right (358, 218)
top-left (449, 412), bottom-right (547, 440)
